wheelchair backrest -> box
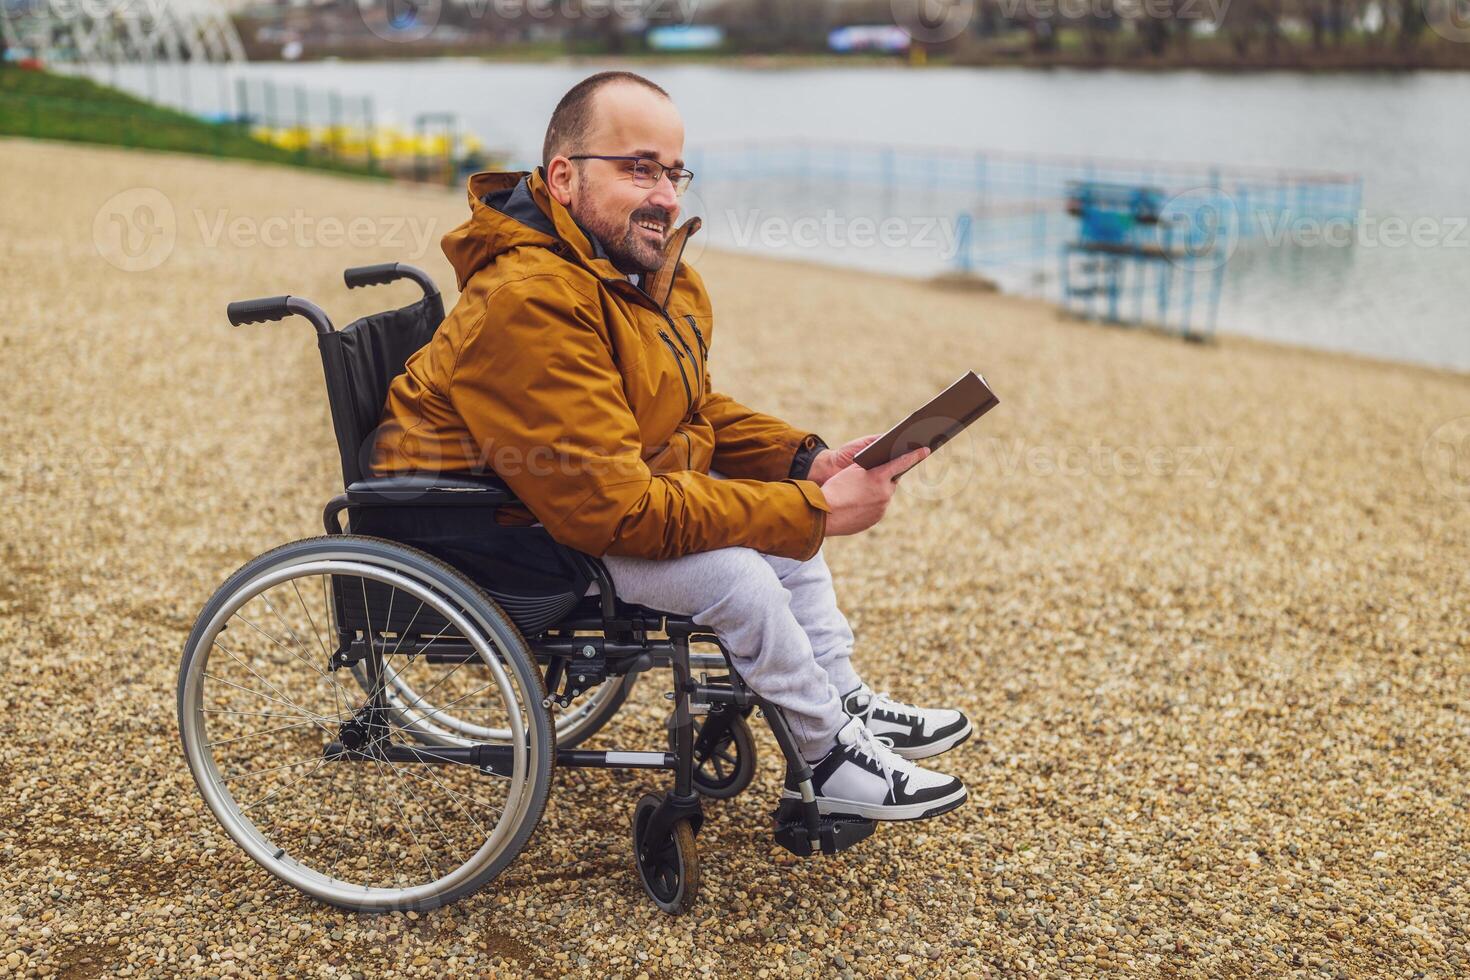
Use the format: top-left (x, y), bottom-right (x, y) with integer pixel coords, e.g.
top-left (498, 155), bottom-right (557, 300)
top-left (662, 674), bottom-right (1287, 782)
top-left (316, 274), bottom-right (446, 487)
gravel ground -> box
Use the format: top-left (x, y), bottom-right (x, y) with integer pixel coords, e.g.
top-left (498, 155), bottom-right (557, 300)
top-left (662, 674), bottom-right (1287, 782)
top-left (2, 137), bottom-right (1468, 978)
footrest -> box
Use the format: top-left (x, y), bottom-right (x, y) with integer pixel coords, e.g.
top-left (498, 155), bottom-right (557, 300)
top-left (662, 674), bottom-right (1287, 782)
top-left (771, 799), bottom-right (877, 857)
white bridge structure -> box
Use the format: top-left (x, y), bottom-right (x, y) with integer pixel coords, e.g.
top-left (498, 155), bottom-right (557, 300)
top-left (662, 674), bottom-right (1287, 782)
top-left (1, 0), bottom-right (245, 64)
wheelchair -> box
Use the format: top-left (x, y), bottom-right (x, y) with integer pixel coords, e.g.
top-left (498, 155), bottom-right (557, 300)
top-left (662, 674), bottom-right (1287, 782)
top-left (177, 263), bottom-right (878, 915)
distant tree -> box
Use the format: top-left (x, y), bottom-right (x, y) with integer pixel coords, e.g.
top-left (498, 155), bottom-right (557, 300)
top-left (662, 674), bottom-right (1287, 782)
top-left (1396, 0), bottom-right (1428, 47)
top-left (1258, 0), bottom-right (1286, 58)
top-left (1221, 0), bottom-right (1257, 55)
top-left (975, 0), bottom-right (1002, 37)
top-left (1301, 0), bottom-right (1331, 48)
top-left (1080, 0), bottom-right (1116, 58)
top-left (1136, 14), bottom-right (1171, 57)
top-left (1030, 16), bottom-right (1059, 51)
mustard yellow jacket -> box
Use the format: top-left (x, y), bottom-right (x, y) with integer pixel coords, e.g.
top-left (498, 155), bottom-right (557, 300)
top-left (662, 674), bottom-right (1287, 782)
top-left (370, 169), bottom-right (830, 561)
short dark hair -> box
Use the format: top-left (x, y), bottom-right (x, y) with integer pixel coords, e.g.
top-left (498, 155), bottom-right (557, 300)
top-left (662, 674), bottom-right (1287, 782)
top-left (541, 71), bottom-right (670, 169)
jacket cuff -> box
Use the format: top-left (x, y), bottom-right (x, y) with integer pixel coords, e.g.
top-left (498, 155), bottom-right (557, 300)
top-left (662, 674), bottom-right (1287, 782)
top-left (786, 479), bottom-right (830, 560)
top-left (788, 434), bottom-right (828, 481)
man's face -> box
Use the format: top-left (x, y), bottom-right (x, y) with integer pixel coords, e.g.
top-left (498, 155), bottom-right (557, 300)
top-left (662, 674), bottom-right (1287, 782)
top-left (555, 84), bottom-right (685, 275)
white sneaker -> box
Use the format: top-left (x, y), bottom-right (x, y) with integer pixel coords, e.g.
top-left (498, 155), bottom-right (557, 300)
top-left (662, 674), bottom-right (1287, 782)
top-left (782, 717), bottom-right (967, 821)
top-left (841, 683), bottom-right (972, 760)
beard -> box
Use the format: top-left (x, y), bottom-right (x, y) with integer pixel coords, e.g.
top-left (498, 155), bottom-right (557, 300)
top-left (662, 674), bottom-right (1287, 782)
top-left (570, 199), bottom-right (673, 274)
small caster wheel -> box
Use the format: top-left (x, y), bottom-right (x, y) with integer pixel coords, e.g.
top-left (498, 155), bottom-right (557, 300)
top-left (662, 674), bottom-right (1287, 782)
top-left (669, 713), bottom-right (757, 800)
top-left (631, 793), bottom-right (700, 915)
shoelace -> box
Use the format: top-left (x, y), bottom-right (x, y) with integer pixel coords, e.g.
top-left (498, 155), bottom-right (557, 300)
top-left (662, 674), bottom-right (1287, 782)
top-left (852, 689), bottom-right (920, 724)
top-left (846, 722), bottom-right (908, 792)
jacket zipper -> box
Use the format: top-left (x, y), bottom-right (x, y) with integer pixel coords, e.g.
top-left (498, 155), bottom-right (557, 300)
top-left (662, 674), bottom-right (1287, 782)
top-left (686, 315), bottom-right (707, 358)
top-left (685, 315), bottom-right (709, 400)
top-left (658, 331), bottom-right (694, 416)
top-left (668, 317), bottom-right (703, 401)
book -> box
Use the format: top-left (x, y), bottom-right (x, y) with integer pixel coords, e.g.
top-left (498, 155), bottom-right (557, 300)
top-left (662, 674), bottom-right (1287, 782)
top-left (853, 371), bottom-right (999, 470)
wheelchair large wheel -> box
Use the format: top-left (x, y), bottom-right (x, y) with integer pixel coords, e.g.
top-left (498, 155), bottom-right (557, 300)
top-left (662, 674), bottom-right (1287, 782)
top-left (357, 659), bottom-right (635, 750)
top-left (177, 536), bottom-right (553, 912)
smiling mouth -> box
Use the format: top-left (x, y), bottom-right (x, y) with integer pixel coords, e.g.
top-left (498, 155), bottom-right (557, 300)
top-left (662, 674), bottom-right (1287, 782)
top-left (634, 217), bottom-right (667, 238)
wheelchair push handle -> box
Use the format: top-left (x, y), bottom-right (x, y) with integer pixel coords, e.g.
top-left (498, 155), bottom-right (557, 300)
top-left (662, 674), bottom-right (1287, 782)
top-left (343, 262), bottom-right (439, 301)
top-left (226, 295), bottom-right (334, 335)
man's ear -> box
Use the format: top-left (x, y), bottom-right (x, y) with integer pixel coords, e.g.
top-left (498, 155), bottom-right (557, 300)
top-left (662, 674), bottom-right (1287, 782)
top-left (545, 157), bottom-right (575, 207)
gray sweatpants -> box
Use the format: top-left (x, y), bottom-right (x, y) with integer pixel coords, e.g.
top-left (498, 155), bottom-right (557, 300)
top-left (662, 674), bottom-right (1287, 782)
top-left (600, 544), bottom-right (863, 759)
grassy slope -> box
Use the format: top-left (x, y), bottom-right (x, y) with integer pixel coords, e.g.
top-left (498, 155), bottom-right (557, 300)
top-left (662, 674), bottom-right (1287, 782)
top-left (0, 66), bottom-right (379, 176)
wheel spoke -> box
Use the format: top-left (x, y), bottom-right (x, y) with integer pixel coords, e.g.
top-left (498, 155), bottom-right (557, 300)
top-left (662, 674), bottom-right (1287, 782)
top-left (361, 734), bottom-right (438, 888)
top-left (392, 681), bottom-right (498, 730)
top-left (202, 707), bottom-right (319, 720)
top-left (291, 578), bottom-right (332, 662)
top-left (247, 592), bottom-right (358, 713)
top-left (207, 716), bottom-right (325, 748)
top-left (238, 755), bottom-right (329, 814)
top-left (385, 625), bottom-right (481, 708)
top-left (210, 638), bottom-right (340, 740)
top-left (382, 757), bottom-right (506, 818)
top-left (330, 756), bottom-right (363, 877)
top-left (380, 756), bottom-right (461, 884)
top-left (220, 754), bottom-right (326, 784)
top-left (258, 589), bottom-right (313, 659)
top-left (387, 598), bottom-right (427, 659)
top-left (383, 757), bottom-right (495, 838)
top-left (202, 671), bottom-right (343, 729)
top-left (368, 618), bottom-right (473, 724)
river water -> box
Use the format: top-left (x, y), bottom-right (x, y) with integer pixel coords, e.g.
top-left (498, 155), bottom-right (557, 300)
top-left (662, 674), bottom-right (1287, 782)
top-left (107, 61), bottom-right (1470, 372)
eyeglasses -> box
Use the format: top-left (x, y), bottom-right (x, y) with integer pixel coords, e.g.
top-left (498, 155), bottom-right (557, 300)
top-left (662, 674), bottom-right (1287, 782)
top-left (568, 155), bottom-right (695, 196)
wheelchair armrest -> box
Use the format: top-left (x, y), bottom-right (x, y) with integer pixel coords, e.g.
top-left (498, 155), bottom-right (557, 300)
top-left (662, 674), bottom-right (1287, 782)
top-left (345, 472), bottom-right (520, 506)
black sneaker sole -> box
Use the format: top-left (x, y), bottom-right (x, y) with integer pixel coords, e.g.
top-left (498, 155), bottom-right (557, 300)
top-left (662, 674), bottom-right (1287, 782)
top-left (780, 786), bottom-right (968, 822)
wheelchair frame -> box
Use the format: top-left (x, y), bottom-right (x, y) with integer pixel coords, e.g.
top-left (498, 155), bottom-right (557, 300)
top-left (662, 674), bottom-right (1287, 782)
top-left (179, 263), bottom-right (876, 916)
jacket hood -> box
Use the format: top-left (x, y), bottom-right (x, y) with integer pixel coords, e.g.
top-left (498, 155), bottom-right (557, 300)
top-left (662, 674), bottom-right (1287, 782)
top-left (441, 168), bottom-right (701, 308)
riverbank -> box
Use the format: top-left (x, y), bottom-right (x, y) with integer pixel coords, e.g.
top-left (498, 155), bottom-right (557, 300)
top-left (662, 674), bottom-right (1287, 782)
top-left (0, 66), bottom-right (381, 178)
top-left (3, 138), bottom-right (1467, 977)
top-left (235, 34), bottom-right (1470, 73)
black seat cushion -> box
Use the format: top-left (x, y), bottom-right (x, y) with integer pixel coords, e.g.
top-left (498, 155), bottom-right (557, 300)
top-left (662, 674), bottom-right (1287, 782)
top-left (350, 504), bottom-right (590, 636)
top-left (346, 472), bottom-right (518, 505)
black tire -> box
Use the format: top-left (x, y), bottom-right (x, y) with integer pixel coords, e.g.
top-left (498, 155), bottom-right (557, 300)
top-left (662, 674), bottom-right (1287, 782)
top-left (177, 535), bottom-right (554, 912)
top-left (670, 712), bottom-right (757, 800)
top-left (631, 793), bottom-right (700, 916)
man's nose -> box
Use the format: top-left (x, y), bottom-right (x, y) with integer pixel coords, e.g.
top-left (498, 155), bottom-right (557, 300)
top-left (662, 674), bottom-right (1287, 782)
top-left (646, 175), bottom-right (680, 214)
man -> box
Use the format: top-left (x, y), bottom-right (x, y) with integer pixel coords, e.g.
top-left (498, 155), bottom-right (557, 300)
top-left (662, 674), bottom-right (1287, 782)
top-left (372, 71), bottom-right (969, 821)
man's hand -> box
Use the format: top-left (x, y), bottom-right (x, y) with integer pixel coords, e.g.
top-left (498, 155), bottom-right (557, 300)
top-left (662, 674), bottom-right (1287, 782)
top-left (820, 446), bottom-right (930, 537)
top-left (807, 434), bottom-right (883, 486)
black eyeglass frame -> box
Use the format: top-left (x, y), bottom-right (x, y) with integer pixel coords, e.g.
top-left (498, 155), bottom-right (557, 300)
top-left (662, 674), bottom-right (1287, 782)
top-left (567, 155), bottom-right (695, 195)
